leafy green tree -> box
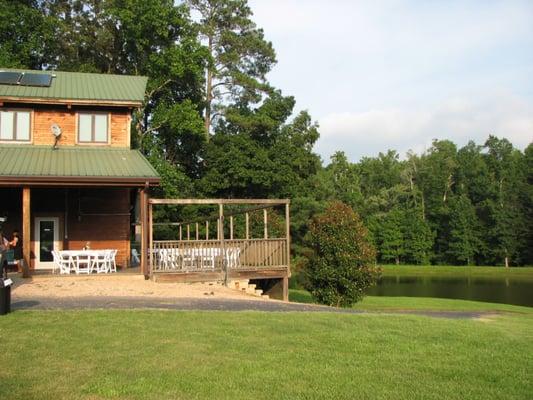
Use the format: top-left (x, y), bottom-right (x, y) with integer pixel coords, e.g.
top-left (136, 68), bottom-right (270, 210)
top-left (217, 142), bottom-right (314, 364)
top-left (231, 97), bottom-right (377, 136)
top-left (0, 0), bottom-right (56, 68)
top-left (484, 136), bottom-right (528, 266)
top-left (186, 0), bottom-right (276, 135)
top-left (446, 194), bottom-right (480, 265)
top-left (402, 205), bottom-right (434, 264)
top-left (324, 151), bottom-right (363, 209)
top-left (378, 207), bottom-right (405, 265)
top-left (305, 201), bottom-right (379, 307)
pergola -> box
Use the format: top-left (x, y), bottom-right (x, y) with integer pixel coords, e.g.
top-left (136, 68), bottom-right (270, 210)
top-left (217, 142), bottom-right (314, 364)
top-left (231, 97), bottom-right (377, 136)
top-left (140, 198), bottom-right (291, 299)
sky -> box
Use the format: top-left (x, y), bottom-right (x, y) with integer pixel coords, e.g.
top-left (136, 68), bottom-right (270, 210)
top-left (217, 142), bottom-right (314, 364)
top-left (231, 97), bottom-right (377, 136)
top-left (248, 0), bottom-right (533, 163)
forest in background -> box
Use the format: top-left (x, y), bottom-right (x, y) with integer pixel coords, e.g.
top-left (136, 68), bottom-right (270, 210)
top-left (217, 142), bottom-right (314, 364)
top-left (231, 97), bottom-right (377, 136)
top-left (1, 0), bottom-right (532, 266)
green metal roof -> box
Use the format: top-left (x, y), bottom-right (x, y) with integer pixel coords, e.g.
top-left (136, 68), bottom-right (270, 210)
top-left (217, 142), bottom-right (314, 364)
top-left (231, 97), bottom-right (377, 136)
top-left (0, 69), bottom-right (147, 105)
top-left (0, 145), bottom-right (159, 185)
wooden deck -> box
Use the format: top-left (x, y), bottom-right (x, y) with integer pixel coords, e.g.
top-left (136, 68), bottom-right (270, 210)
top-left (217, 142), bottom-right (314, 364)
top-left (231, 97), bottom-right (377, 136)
top-left (147, 198), bottom-right (291, 300)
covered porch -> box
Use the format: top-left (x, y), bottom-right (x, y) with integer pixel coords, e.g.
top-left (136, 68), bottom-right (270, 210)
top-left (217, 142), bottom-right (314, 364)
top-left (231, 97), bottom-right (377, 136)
top-left (0, 145), bottom-right (160, 274)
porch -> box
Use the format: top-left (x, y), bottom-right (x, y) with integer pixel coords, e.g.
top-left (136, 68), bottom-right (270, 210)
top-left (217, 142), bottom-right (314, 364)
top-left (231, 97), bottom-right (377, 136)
top-left (0, 186), bottom-right (146, 271)
top-left (148, 199), bottom-right (291, 300)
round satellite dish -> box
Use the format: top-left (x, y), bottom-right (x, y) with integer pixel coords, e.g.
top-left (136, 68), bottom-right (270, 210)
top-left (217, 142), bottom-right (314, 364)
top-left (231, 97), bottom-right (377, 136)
top-left (51, 123), bottom-right (62, 137)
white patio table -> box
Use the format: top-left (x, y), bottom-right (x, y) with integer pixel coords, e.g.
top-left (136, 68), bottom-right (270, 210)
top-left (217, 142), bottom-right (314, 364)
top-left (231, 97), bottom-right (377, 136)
top-left (57, 250), bottom-right (116, 274)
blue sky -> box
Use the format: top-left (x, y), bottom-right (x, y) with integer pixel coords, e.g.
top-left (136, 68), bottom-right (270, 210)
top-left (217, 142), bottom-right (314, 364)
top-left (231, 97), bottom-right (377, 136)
top-left (249, 0), bottom-right (533, 162)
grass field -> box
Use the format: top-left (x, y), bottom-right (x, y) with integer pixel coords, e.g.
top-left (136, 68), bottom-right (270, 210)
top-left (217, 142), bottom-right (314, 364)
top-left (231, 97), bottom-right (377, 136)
top-left (290, 290), bottom-right (533, 313)
top-left (380, 265), bottom-right (533, 280)
top-left (0, 308), bottom-right (532, 400)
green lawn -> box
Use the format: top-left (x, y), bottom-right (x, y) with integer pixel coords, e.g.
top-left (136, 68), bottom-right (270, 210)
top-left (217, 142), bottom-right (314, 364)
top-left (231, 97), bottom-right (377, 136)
top-left (380, 265), bottom-right (533, 280)
top-left (0, 309), bottom-right (532, 399)
top-left (290, 290), bottom-right (533, 314)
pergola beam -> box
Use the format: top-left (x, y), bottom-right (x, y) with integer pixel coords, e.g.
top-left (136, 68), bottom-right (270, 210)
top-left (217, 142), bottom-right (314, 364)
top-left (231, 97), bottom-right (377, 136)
top-left (149, 198), bottom-right (289, 205)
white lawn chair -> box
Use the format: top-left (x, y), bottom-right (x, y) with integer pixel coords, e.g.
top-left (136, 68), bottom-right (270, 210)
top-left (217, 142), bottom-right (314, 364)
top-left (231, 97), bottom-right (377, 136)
top-left (108, 250), bottom-right (117, 272)
top-left (131, 249), bottom-right (140, 266)
top-left (90, 251), bottom-right (109, 274)
top-left (52, 251), bottom-right (72, 274)
top-left (75, 254), bottom-right (91, 274)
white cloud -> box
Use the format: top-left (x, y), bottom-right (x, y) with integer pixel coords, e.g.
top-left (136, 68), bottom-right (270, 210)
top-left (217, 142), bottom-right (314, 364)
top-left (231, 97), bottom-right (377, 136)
top-left (247, 1), bottom-right (533, 162)
top-left (316, 91), bottom-right (533, 162)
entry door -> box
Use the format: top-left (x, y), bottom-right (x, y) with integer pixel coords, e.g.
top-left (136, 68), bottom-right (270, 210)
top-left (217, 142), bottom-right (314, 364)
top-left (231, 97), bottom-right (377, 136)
top-left (34, 217), bottom-right (59, 269)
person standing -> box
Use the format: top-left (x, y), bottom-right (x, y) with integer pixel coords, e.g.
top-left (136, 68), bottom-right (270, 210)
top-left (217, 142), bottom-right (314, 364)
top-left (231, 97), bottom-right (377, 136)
top-left (9, 230), bottom-right (23, 273)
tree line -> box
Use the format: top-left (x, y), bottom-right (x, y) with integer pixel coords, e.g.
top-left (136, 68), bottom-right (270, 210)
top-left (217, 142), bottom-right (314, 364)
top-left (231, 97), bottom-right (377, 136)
top-left (2, 0), bottom-right (532, 266)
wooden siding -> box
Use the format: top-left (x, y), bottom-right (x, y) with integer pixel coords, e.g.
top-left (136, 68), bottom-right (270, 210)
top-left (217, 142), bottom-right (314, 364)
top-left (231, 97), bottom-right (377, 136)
top-left (20, 108), bottom-right (129, 147)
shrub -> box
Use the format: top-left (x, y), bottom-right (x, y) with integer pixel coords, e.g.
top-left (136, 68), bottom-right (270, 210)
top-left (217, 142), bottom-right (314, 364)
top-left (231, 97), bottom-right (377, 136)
top-left (305, 201), bottom-right (379, 307)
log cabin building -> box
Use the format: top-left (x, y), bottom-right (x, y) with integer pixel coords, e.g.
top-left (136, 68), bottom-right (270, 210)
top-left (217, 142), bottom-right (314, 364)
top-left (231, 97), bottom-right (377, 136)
top-left (0, 69), bottom-right (159, 273)
top-left (0, 69), bottom-right (290, 300)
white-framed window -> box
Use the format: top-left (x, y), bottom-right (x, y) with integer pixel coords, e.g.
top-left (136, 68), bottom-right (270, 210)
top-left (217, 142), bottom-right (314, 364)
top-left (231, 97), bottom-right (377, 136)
top-left (0, 109), bottom-right (31, 142)
top-left (78, 112), bottom-right (109, 143)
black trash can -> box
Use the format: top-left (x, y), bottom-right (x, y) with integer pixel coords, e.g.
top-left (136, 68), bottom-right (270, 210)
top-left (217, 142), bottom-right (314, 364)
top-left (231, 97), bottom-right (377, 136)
top-left (0, 283), bottom-right (11, 315)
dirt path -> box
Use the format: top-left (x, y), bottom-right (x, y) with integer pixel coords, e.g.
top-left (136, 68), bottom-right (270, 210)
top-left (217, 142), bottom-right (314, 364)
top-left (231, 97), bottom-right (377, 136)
top-left (9, 274), bottom-right (501, 319)
top-left (10, 274), bottom-right (263, 301)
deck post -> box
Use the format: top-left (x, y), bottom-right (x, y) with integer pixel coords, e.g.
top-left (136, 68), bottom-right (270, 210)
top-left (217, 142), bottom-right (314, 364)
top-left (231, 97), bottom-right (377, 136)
top-left (219, 203), bottom-right (227, 285)
top-left (140, 187), bottom-right (149, 276)
top-left (285, 203), bottom-right (290, 276)
top-left (196, 222), bottom-right (199, 240)
top-left (179, 224), bottom-right (182, 241)
top-left (263, 209), bottom-right (268, 239)
top-left (22, 187), bottom-right (31, 277)
top-left (206, 221), bottom-right (209, 240)
top-left (229, 216), bottom-right (233, 240)
top-left (187, 224), bottom-right (190, 240)
top-left (282, 277), bottom-right (289, 302)
top-left (245, 213), bottom-right (249, 240)
top-left (148, 200), bottom-right (153, 275)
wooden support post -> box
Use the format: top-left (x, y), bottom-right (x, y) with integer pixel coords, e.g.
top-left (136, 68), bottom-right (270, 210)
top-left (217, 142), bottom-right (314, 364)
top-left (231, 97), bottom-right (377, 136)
top-left (263, 209), bottom-right (268, 239)
top-left (285, 203), bottom-right (291, 276)
top-left (245, 212), bottom-right (249, 240)
top-left (187, 224), bottom-right (190, 240)
top-left (196, 222), bottom-right (199, 240)
top-left (140, 188), bottom-right (148, 276)
top-left (148, 201), bottom-right (153, 275)
top-left (219, 203), bottom-right (227, 285)
top-left (206, 221), bottom-right (209, 240)
top-left (179, 224), bottom-right (182, 241)
top-left (229, 216), bottom-right (234, 240)
top-left (22, 187), bottom-right (31, 278)
top-left (282, 276), bottom-right (289, 302)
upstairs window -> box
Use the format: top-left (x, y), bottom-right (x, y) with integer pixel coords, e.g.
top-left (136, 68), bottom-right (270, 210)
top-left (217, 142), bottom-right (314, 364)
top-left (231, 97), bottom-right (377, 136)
top-left (0, 110), bottom-right (31, 142)
top-left (78, 113), bottom-right (109, 143)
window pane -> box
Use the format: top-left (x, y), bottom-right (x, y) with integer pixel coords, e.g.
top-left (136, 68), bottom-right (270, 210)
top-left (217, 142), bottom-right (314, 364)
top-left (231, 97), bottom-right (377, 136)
top-left (16, 111), bottom-right (30, 140)
top-left (94, 114), bottom-right (108, 142)
top-left (78, 114), bottom-right (92, 142)
top-left (0, 111), bottom-right (14, 140)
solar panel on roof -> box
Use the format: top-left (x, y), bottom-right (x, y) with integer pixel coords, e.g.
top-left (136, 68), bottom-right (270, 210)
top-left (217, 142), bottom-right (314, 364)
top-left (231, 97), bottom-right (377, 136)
top-left (0, 71), bottom-right (22, 85)
top-left (19, 73), bottom-right (52, 87)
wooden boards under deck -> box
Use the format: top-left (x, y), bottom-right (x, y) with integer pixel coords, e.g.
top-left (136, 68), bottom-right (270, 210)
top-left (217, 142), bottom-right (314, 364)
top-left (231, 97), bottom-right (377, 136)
top-left (153, 267), bottom-right (289, 283)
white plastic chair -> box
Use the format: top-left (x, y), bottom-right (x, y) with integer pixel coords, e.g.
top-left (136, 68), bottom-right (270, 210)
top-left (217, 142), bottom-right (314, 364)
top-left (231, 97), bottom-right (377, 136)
top-left (90, 251), bottom-right (109, 274)
top-left (109, 250), bottom-right (117, 272)
top-left (75, 254), bottom-right (91, 274)
top-left (52, 251), bottom-right (72, 274)
top-left (131, 249), bottom-right (140, 266)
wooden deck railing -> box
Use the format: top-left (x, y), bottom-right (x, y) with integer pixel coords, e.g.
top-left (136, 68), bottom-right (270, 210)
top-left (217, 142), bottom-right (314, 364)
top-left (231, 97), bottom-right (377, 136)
top-left (151, 239), bottom-right (287, 272)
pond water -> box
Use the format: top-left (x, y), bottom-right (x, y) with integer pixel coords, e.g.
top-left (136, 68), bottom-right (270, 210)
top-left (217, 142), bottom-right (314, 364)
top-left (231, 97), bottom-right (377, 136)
top-left (366, 275), bottom-right (533, 307)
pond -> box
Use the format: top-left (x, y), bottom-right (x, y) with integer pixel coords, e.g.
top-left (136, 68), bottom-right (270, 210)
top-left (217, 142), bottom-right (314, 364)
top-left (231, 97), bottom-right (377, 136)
top-left (366, 275), bottom-right (533, 307)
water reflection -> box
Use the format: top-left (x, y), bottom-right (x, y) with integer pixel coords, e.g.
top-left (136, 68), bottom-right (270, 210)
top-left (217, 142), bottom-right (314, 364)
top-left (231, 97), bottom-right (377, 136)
top-left (366, 276), bottom-right (533, 307)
